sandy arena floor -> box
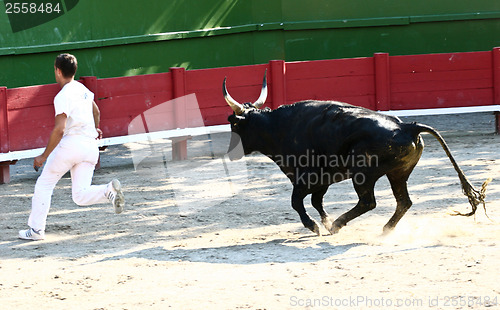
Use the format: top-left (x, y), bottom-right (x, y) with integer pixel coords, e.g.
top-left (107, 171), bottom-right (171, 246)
top-left (0, 113), bottom-right (499, 309)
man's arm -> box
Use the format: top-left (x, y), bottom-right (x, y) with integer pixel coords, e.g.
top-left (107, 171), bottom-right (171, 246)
top-left (93, 100), bottom-right (103, 139)
top-left (33, 113), bottom-right (67, 170)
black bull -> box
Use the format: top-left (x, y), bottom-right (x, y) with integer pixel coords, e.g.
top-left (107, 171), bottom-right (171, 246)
top-left (223, 72), bottom-right (491, 235)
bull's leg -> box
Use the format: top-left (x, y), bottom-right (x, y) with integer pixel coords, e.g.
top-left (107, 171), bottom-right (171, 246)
top-left (310, 187), bottom-right (333, 232)
top-left (383, 172), bottom-right (413, 234)
top-left (292, 187), bottom-right (321, 236)
top-left (330, 179), bottom-right (377, 234)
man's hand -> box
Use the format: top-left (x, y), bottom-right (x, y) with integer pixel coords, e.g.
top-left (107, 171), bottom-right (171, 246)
top-left (96, 128), bottom-right (103, 139)
top-left (33, 155), bottom-right (47, 172)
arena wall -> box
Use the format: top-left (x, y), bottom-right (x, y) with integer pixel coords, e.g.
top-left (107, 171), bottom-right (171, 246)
top-left (1, 0), bottom-right (500, 88)
top-left (1, 50), bottom-right (499, 155)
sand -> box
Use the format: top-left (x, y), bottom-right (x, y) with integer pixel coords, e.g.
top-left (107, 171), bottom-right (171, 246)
top-left (0, 112), bottom-right (499, 309)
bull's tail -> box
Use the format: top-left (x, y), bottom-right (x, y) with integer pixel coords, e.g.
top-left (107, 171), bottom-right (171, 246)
top-left (412, 123), bottom-right (492, 217)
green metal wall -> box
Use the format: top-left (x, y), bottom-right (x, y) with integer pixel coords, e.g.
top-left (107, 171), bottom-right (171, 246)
top-left (1, 0), bottom-right (500, 88)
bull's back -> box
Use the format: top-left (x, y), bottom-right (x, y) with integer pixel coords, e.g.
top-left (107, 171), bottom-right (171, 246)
top-left (273, 100), bottom-right (421, 168)
top-left (277, 101), bottom-right (406, 149)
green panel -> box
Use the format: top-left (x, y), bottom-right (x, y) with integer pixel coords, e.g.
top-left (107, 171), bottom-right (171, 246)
top-left (0, 32), bottom-right (261, 87)
top-left (282, 0), bottom-right (500, 21)
top-left (88, 0), bottom-right (245, 39)
top-left (284, 19), bottom-right (500, 61)
top-left (0, 0), bottom-right (272, 48)
top-left (0, 52), bottom-right (56, 88)
top-left (1, 0), bottom-right (500, 88)
top-left (253, 31), bottom-right (285, 65)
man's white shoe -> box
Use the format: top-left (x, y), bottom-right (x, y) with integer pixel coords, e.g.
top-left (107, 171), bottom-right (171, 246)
top-left (107, 179), bottom-right (125, 214)
top-left (18, 228), bottom-right (45, 241)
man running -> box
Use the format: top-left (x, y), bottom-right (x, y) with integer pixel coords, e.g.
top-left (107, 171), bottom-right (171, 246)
top-left (19, 53), bottom-right (125, 241)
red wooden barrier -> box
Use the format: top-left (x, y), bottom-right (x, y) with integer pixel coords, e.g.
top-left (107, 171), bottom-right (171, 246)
top-left (0, 87), bottom-right (8, 153)
top-left (270, 60), bottom-right (287, 109)
top-left (390, 51), bottom-right (493, 110)
top-left (1, 50), bottom-right (500, 183)
top-left (96, 73), bottom-right (173, 138)
top-left (185, 63), bottom-right (268, 125)
top-left (0, 87), bottom-right (9, 183)
top-left (374, 53), bottom-right (391, 111)
top-left (286, 57), bottom-right (375, 109)
top-left (493, 47), bottom-right (500, 133)
top-left (7, 83), bottom-right (59, 151)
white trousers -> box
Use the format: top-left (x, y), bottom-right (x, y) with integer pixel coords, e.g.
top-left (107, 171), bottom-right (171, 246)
top-left (28, 135), bottom-right (109, 231)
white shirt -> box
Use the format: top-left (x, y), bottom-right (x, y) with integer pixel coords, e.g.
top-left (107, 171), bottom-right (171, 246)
top-left (54, 80), bottom-right (98, 139)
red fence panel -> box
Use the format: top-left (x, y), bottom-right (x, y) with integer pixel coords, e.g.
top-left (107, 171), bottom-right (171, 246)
top-left (6, 83), bottom-right (59, 151)
top-left (286, 57), bottom-right (376, 109)
top-left (186, 64), bottom-right (268, 126)
top-left (374, 53), bottom-right (391, 111)
top-left (2, 49), bottom-right (499, 158)
top-left (96, 72), bottom-right (173, 137)
top-left (390, 51), bottom-right (493, 110)
top-left (0, 87), bottom-right (8, 153)
top-left (0, 87), bottom-right (9, 183)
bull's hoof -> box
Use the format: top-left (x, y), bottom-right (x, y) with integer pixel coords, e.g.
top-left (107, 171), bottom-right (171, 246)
top-left (307, 220), bottom-right (322, 236)
top-left (329, 220), bottom-right (344, 234)
top-left (313, 225), bottom-right (322, 236)
top-left (321, 216), bottom-right (334, 232)
top-left (382, 224), bottom-right (395, 235)
top-left (329, 225), bottom-right (341, 234)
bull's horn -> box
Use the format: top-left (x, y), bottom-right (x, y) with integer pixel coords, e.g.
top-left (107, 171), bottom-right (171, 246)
top-left (253, 69), bottom-right (268, 109)
top-left (223, 77), bottom-right (245, 115)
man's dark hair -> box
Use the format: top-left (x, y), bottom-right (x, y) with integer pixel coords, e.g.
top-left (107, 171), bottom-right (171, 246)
top-left (54, 53), bottom-right (78, 78)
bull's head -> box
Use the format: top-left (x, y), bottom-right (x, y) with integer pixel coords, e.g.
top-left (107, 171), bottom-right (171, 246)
top-left (223, 71), bottom-right (268, 160)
